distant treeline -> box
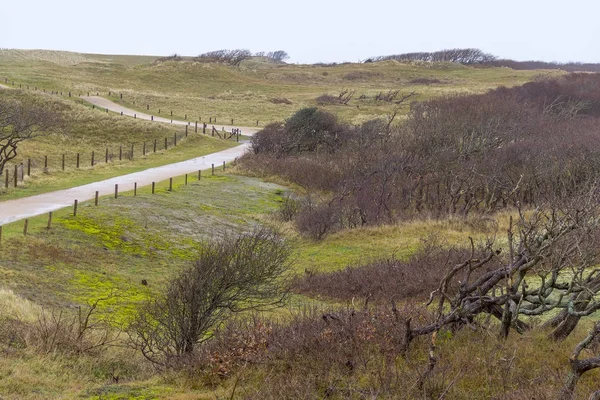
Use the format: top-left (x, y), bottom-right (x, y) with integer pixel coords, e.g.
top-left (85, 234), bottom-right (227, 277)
top-left (156, 50), bottom-right (289, 66)
top-left (367, 48), bottom-right (600, 72)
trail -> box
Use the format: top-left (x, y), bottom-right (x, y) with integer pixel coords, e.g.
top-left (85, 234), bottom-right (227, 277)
top-left (0, 91), bottom-right (260, 225)
top-left (0, 144), bottom-right (250, 225)
top-left (82, 96), bottom-right (259, 136)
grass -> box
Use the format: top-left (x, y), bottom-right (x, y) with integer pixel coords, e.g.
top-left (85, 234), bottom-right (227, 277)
top-left (0, 170), bottom-right (596, 398)
top-left (0, 49), bottom-right (556, 128)
top-left (0, 173), bottom-right (286, 315)
top-left (0, 90), bottom-right (238, 200)
top-left (0, 49), bottom-right (589, 398)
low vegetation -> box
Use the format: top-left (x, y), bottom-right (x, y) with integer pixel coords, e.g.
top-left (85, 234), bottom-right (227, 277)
top-left (4, 51), bottom-right (600, 398)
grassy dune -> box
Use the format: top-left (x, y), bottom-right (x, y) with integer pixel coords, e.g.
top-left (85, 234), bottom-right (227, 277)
top-left (0, 89), bottom-right (236, 199)
top-left (0, 49), bottom-right (553, 127)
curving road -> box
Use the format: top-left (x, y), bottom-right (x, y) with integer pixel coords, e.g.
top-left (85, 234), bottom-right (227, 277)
top-left (0, 144), bottom-right (250, 225)
top-left (0, 93), bottom-right (259, 225)
top-left (82, 96), bottom-right (259, 136)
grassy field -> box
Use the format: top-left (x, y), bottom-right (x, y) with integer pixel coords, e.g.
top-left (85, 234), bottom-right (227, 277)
top-left (0, 49), bottom-right (556, 127)
top-left (0, 170), bottom-right (596, 398)
top-left (1, 50), bottom-right (594, 399)
top-left (0, 89), bottom-right (237, 200)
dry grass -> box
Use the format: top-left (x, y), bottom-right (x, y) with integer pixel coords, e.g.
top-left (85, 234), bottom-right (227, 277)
top-left (0, 50), bottom-right (555, 127)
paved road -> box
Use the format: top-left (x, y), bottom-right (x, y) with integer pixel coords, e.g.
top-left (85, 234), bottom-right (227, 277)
top-left (82, 96), bottom-right (259, 136)
top-left (0, 92), bottom-right (260, 225)
top-left (0, 143), bottom-right (250, 225)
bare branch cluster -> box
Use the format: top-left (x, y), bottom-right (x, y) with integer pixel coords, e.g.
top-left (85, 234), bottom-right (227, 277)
top-left (128, 228), bottom-right (292, 366)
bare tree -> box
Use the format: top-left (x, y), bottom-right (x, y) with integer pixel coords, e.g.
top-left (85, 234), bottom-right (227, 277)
top-left (560, 322), bottom-right (600, 399)
top-left (0, 91), bottom-right (64, 175)
top-left (128, 228), bottom-right (292, 365)
top-left (266, 50), bottom-right (290, 62)
top-left (195, 49), bottom-right (252, 66)
top-left (401, 188), bottom-right (600, 351)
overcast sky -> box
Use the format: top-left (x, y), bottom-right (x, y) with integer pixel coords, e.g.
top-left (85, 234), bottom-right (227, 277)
top-left (1, 0), bottom-right (598, 64)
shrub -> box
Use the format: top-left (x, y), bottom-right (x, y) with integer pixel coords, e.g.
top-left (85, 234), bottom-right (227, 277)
top-left (293, 245), bottom-right (478, 303)
top-left (295, 201), bottom-right (339, 240)
top-left (278, 195), bottom-right (301, 222)
top-left (128, 228), bottom-right (292, 365)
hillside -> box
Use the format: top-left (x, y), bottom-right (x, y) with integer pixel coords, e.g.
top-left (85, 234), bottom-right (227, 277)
top-left (0, 49), bottom-right (552, 126)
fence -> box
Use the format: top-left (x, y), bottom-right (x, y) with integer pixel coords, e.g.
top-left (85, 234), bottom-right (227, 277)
top-left (0, 159), bottom-right (234, 244)
top-left (1, 77), bottom-right (262, 127)
top-left (0, 125), bottom-right (242, 192)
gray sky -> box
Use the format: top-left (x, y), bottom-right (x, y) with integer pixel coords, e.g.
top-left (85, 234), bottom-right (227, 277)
top-left (1, 0), bottom-right (599, 64)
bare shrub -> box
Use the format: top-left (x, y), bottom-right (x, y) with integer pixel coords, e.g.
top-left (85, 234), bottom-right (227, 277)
top-left (155, 53), bottom-right (183, 62)
top-left (371, 48), bottom-right (497, 65)
top-left (269, 97), bottom-right (292, 105)
top-left (31, 297), bottom-right (118, 355)
top-left (343, 71), bottom-right (381, 80)
top-left (278, 195), bottom-right (301, 222)
top-left (295, 201), bottom-right (339, 240)
top-left (128, 228), bottom-right (292, 366)
top-left (195, 49), bottom-right (251, 66)
top-left (315, 94), bottom-right (339, 105)
top-left (410, 77), bottom-right (443, 85)
top-left (0, 91), bottom-right (65, 175)
top-left (294, 245), bottom-right (479, 303)
top-left (316, 89), bottom-right (355, 105)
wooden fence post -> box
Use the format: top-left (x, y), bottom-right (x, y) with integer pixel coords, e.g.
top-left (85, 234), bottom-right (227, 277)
top-left (14, 165), bottom-right (17, 187)
top-left (47, 212), bottom-right (53, 230)
top-left (115, 184), bottom-right (119, 199)
top-left (185, 174), bottom-right (188, 185)
top-left (198, 170), bottom-right (201, 180)
top-left (119, 146), bottom-right (122, 161)
top-left (203, 123), bottom-right (206, 134)
top-left (23, 219), bottom-right (28, 236)
top-left (152, 182), bottom-right (155, 194)
top-left (62, 154), bottom-right (65, 171)
top-left (223, 161), bottom-right (226, 170)
top-left (91, 151), bottom-right (95, 167)
top-left (27, 158), bottom-right (31, 176)
top-left (185, 125), bottom-right (188, 137)
top-left (134, 182), bottom-right (137, 196)
top-left (5, 170), bottom-right (8, 188)
top-left (164, 137), bottom-right (168, 151)
top-left (95, 191), bottom-right (99, 206)
top-left (169, 178), bottom-right (173, 191)
top-left (154, 139), bottom-right (157, 153)
top-left (44, 155), bottom-right (48, 170)
top-left (73, 200), bottom-right (78, 216)
top-left (212, 164), bottom-right (215, 175)
top-left (143, 142), bottom-right (146, 156)
top-left (77, 153), bottom-right (80, 168)
top-left (174, 133), bottom-right (177, 146)
top-left (105, 148), bottom-right (109, 163)
top-left (195, 121), bottom-right (198, 133)
top-left (131, 143), bottom-right (134, 159)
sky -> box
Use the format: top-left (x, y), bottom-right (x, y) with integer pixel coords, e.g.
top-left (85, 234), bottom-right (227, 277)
top-left (1, 0), bottom-right (599, 64)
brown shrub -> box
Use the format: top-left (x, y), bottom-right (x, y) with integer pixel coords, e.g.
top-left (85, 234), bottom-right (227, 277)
top-left (269, 97), bottom-right (292, 105)
top-left (410, 77), bottom-right (443, 85)
top-left (293, 245), bottom-right (484, 303)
